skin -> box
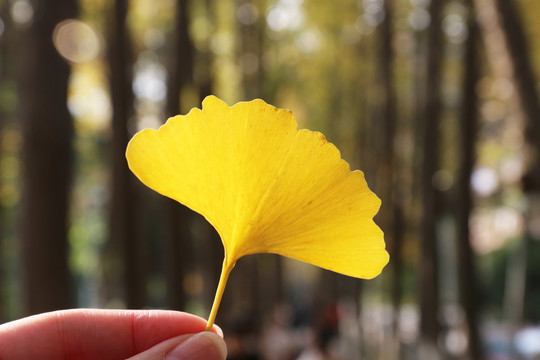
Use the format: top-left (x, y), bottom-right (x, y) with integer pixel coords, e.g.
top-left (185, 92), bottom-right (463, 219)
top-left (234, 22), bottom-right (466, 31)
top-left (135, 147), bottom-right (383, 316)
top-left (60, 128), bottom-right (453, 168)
top-left (0, 309), bottom-right (227, 360)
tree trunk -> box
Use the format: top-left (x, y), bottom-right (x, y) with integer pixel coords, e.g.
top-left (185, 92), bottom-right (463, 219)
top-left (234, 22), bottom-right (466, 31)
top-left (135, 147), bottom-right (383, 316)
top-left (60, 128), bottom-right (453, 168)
top-left (492, 0), bottom-right (540, 339)
top-left (494, 0), bottom-right (540, 190)
top-left (107, 0), bottom-right (146, 308)
top-left (376, 2), bottom-right (403, 354)
top-left (212, 0), bottom-right (239, 103)
top-left (0, 2), bottom-right (8, 322)
top-left (239, 0), bottom-right (273, 324)
top-left (475, 0), bottom-right (540, 339)
top-left (164, 0), bottom-right (195, 311)
top-left (457, 7), bottom-right (483, 359)
top-left (166, 0), bottom-right (194, 116)
top-left (19, 0), bottom-right (77, 315)
top-left (195, 0), bottom-right (214, 101)
top-left (419, 0), bottom-right (445, 355)
top-left (238, 0), bottom-right (265, 99)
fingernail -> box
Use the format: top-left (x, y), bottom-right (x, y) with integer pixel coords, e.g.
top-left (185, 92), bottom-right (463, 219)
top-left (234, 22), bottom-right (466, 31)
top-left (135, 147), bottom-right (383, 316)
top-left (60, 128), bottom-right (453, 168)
top-left (165, 332), bottom-right (227, 360)
top-left (213, 324), bottom-right (224, 338)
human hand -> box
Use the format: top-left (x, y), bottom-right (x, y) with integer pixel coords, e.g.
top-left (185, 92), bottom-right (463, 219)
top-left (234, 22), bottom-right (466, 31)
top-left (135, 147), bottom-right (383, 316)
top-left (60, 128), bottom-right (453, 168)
top-left (0, 309), bottom-right (227, 360)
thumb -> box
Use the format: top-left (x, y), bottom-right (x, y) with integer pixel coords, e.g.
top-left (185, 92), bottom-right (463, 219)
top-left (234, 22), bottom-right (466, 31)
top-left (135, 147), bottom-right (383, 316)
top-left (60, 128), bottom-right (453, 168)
top-left (127, 332), bottom-right (227, 360)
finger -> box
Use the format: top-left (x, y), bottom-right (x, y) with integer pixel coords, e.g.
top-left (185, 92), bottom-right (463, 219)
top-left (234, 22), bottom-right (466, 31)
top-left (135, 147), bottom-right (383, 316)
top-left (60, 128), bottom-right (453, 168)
top-left (127, 332), bottom-right (227, 360)
top-left (0, 309), bottom-right (221, 360)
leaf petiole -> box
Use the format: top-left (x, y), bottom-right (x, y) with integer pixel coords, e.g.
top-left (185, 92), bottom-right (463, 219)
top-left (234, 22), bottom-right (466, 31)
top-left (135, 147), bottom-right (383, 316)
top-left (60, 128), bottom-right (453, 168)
top-left (205, 259), bottom-right (235, 331)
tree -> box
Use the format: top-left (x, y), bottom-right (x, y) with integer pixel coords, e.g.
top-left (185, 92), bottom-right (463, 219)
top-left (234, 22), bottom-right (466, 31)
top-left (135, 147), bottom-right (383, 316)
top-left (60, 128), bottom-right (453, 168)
top-left (375, 0), bottom-right (402, 351)
top-left (494, 0), bottom-right (540, 170)
top-left (456, 5), bottom-right (483, 359)
top-left (163, 0), bottom-right (195, 311)
top-left (419, 0), bottom-right (445, 356)
top-left (0, 2), bottom-right (8, 322)
top-left (106, 0), bottom-right (146, 308)
top-left (493, 0), bottom-right (540, 337)
top-left (19, 0), bottom-right (77, 315)
top-left (474, 0), bottom-right (540, 335)
top-left (238, 0), bottom-right (265, 99)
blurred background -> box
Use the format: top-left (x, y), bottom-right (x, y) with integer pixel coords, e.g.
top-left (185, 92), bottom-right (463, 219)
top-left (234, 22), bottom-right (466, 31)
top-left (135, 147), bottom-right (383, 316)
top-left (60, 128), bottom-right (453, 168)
top-left (1, 0), bottom-right (540, 359)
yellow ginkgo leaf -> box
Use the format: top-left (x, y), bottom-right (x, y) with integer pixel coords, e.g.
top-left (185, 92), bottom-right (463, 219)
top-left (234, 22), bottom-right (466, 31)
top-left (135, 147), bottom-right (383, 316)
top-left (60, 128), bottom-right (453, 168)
top-left (126, 96), bottom-right (389, 330)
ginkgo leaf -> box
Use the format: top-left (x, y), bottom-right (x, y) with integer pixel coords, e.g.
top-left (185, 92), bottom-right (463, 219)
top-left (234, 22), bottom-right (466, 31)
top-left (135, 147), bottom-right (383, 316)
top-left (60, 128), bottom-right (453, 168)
top-left (126, 96), bottom-right (389, 330)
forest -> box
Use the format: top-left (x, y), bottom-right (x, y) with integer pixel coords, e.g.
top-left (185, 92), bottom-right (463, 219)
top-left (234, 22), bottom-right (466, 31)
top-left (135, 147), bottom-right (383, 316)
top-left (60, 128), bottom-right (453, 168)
top-left (1, 0), bottom-right (540, 359)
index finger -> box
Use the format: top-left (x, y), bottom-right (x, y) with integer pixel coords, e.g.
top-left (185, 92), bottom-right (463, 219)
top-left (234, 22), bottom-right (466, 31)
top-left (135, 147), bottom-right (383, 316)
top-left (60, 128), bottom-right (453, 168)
top-left (0, 309), bottom-right (217, 360)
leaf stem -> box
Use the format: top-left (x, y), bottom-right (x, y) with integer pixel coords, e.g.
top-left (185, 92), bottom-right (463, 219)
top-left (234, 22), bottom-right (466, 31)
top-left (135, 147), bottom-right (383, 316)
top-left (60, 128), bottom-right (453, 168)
top-left (205, 259), bottom-right (234, 331)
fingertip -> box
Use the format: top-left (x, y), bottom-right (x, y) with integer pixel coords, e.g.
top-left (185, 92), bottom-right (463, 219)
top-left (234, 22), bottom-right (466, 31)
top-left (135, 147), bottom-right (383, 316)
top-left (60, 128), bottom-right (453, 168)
top-left (165, 332), bottom-right (227, 360)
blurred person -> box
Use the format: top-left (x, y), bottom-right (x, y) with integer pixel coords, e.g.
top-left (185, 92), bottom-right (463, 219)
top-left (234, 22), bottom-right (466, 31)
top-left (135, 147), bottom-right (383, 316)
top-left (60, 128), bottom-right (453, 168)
top-left (262, 303), bottom-right (300, 360)
top-left (0, 309), bottom-right (226, 360)
top-left (296, 302), bottom-right (343, 360)
top-left (224, 310), bottom-right (261, 360)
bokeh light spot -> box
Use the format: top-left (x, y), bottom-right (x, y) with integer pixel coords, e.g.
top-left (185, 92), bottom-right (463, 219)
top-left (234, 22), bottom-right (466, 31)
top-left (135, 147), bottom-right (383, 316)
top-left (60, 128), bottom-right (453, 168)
top-left (2, 129), bottom-right (23, 152)
top-left (210, 33), bottom-right (234, 55)
top-left (355, 16), bottom-right (375, 35)
top-left (295, 29), bottom-right (321, 56)
top-left (1, 156), bottom-right (20, 180)
top-left (68, 71), bottom-right (112, 126)
top-left (0, 184), bottom-right (20, 207)
top-left (237, 3), bottom-right (258, 25)
top-left (133, 52), bottom-right (167, 102)
top-left (143, 28), bottom-right (165, 50)
top-left (266, 2), bottom-right (304, 33)
top-left (363, 0), bottom-right (385, 27)
top-left (472, 167), bottom-right (499, 197)
top-left (408, 7), bottom-right (430, 31)
top-left (11, 0), bottom-right (33, 26)
top-left (53, 19), bottom-right (101, 64)
top-left (432, 170), bottom-right (453, 191)
top-left (443, 14), bottom-right (468, 44)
